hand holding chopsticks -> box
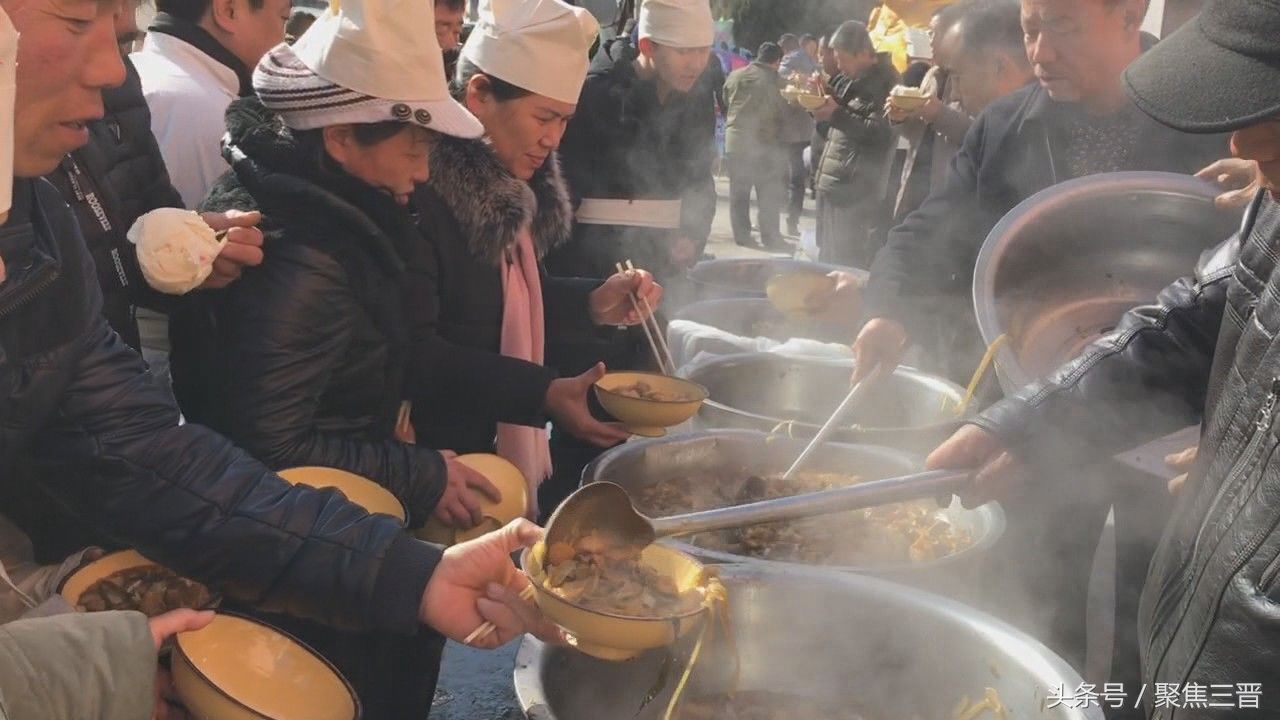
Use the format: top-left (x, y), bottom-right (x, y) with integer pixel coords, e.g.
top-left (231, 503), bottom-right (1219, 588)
top-left (605, 260), bottom-right (675, 375)
top-left (589, 262), bottom-right (662, 325)
top-left (463, 584), bottom-right (537, 645)
top-left (421, 520), bottom-right (566, 649)
top-left (394, 400), bottom-right (415, 444)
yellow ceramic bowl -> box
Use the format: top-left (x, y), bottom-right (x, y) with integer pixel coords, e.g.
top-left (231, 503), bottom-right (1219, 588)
top-left (889, 86), bottom-right (930, 111)
top-left (521, 542), bottom-right (708, 661)
top-left (278, 466), bottom-right (406, 524)
top-left (781, 87), bottom-right (827, 111)
top-left (796, 93), bottom-right (827, 111)
top-left (416, 453), bottom-right (529, 545)
top-left (61, 549), bottom-right (156, 608)
top-left (593, 372), bottom-right (709, 438)
top-left (173, 614), bottom-right (359, 720)
top-left (60, 550), bottom-right (218, 619)
top-left (766, 271), bottom-right (839, 315)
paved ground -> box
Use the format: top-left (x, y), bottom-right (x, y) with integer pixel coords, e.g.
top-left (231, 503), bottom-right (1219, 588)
top-left (431, 641), bottom-right (523, 720)
top-left (702, 175), bottom-right (820, 264)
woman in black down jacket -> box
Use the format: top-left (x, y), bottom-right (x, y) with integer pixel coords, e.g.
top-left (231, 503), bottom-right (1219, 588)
top-left (166, 18), bottom-right (505, 718)
top-left (172, 92), bottom-right (499, 532)
top-left (406, 0), bottom-right (663, 521)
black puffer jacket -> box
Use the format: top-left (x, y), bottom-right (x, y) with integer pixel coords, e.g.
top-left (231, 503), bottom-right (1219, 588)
top-left (169, 97), bottom-right (446, 526)
top-left (406, 136), bottom-right (600, 454)
top-left (0, 177), bottom-right (437, 633)
top-left (813, 56), bottom-right (897, 202)
top-left (976, 193), bottom-right (1280, 717)
top-left (43, 57), bottom-right (185, 351)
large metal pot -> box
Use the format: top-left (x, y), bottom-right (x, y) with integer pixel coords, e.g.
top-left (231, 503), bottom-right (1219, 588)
top-left (582, 430), bottom-right (1003, 598)
top-left (672, 297), bottom-right (858, 345)
top-left (974, 171), bottom-right (1241, 394)
top-left (687, 258), bottom-right (866, 301)
top-left (686, 353), bottom-right (967, 453)
top-left (515, 564), bottom-right (1101, 720)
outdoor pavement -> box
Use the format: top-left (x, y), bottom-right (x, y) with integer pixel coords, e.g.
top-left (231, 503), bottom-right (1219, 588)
top-left (701, 174), bottom-right (819, 265)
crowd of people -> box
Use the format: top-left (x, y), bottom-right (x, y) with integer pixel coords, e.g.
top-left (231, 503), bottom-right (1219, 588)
top-left (712, 3), bottom-right (1029, 269)
top-left (0, 0), bottom-right (1278, 717)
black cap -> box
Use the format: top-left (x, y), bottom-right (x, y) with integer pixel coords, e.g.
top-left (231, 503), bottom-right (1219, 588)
top-left (1124, 0), bottom-right (1280, 134)
top-left (757, 42), bottom-right (783, 64)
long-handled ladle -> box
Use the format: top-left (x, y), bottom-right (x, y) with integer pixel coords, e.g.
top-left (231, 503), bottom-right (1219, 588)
top-left (781, 364), bottom-right (890, 480)
top-left (544, 470), bottom-right (973, 553)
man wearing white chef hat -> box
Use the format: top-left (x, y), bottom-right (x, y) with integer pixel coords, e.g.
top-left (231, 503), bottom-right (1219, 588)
top-left (538, 0), bottom-right (717, 518)
top-left (546, 0), bottom-right (718, 284)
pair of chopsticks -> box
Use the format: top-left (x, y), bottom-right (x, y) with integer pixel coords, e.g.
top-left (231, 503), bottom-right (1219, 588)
top-left (462, 583), bottom-right (537, 645)
top-left (394, 400), bottom-right (415, 445)
top-left (615, 259), bottom-right (677, 375)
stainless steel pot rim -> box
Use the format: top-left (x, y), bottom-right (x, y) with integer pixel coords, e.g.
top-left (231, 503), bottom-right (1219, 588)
top-left (687, 258), bottom-right (869, 294)
top-left (971, 171), bottom-right (1225, 391)
top-left (685, 353), bottom-right (972, 426)
top-left (673, 296), bottom-right (776, 316)
top-left (699, 397), bottom-right (971, 434)
top-left (513, 563), bottom-right (1100, 720)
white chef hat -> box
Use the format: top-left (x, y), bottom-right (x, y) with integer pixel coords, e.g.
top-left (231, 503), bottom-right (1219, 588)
top-left (254, 0), bottom-right (482, 138)
top-left (638, 0), bottom-right (714, 49)
top-left (461, 0), bottom-right (599, 106)
top-left (0, 7), bottom-right (16, 222)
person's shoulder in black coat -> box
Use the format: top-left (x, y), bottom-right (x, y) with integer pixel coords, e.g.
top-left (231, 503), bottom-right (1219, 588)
top-left (42, 56), bottom-right (186, 350)
top-left (2, 177), bottom-right (439, 635)
top-left (170, 96), bottom-right (450, 527)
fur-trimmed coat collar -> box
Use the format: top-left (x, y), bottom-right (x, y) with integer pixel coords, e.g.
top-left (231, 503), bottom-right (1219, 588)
top-left (424, 135), bottom-right (573, 267)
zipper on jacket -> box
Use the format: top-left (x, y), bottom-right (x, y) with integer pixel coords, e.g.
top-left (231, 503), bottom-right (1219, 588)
top-left (1148, 380), bottom-right (1280, 667)
top-left (1191, 382), bottom-right (1277, 560)
top-left (1226, 379), bottom-right (1280, 597)
top-left (0, 263), bottom-right (58, 321)
top-left (1042, 129), bottom-right (1059, 185)
top-left (1259, 546), bottom-right (1280, 593)
top-left (1177, 443), bottom-right (1280, 692)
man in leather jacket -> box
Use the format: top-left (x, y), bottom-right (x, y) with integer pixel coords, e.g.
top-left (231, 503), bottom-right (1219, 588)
top-left (0, 0), bottom-right (552, 689)
top-left (929, 2), bottom-right (1280, 716)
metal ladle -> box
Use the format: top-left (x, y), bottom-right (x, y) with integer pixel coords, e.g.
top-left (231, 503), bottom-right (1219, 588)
top-left (543, 470), bottom-right (974, 551)
top-left (782, 365), bottom-right (890, 480)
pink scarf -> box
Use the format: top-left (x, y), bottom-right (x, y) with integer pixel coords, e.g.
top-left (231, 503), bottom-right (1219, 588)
top-left (496, 228), bottom-right (553, 505)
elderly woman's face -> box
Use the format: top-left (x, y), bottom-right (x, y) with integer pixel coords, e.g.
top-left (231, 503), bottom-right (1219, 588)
top-left (324, 124), bottom-right (433, 205)
top-left (466, 77), bottom-right (576, 181)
